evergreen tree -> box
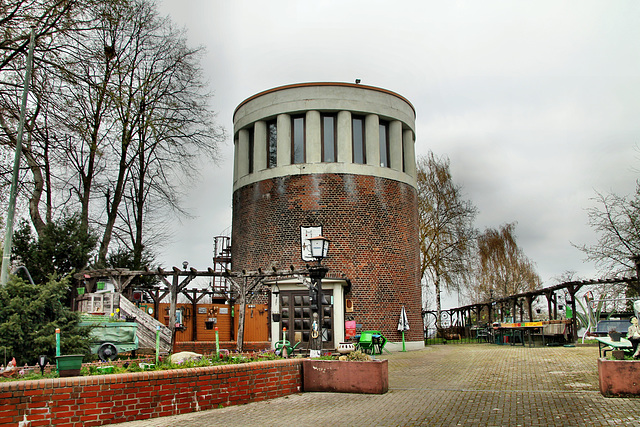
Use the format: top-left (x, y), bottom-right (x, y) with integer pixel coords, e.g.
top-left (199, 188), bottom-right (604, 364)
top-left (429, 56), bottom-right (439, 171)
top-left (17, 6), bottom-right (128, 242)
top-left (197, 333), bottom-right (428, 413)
top-left (11, 213), bottom-right (97, 285)
top-left (0, 275), bottom-right (91, 365)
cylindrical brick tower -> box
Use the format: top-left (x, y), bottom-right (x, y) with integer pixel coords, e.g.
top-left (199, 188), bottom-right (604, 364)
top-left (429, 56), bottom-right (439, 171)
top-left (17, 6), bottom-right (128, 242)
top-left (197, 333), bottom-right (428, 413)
top-left (231, 82), bottom-right (422, 351)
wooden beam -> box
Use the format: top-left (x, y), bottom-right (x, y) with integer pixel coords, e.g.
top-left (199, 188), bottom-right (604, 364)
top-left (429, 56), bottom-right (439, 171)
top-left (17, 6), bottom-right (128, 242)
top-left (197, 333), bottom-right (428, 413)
top-left (75, 266), bottom-right (313, 281)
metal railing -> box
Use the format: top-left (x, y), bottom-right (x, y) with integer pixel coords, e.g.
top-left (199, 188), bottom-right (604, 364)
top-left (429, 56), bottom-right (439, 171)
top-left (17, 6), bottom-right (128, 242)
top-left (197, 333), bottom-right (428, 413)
top-left (424, 326), bottom-right (494, 346)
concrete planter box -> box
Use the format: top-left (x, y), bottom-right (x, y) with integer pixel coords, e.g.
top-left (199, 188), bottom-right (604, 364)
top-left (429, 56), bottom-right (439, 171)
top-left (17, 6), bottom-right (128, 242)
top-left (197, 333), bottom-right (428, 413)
top-left (302, 359), bottom-right (388, 394)
top-left (598, 358), bottom-right (640, 397)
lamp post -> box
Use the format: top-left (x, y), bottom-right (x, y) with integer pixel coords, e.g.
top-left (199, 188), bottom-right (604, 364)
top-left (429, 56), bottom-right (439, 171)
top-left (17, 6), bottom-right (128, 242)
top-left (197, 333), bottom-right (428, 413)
top-left (308, 235), bottom-right (329, 355)
top-left (488, 289), bottom-right (494, 325)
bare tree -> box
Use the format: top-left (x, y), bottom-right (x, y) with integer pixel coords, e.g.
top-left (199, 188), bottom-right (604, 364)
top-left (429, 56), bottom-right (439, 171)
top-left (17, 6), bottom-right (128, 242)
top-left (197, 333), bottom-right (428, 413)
top-left (1, 0), bottom-right (224, 269)
top-left (0, 0), bottom-right (81, 74)
top-left (576, 185), bottom-right (640, 295)
top-left (417, 151), bottom-right (477, 328)
top-left (53, 3), bottom-right (122, 237)
top-left (471, 222), bottom-right (541, 301)
top-left (93, 0), bottom-right (223, 264)
top-left (112, 9), bottom-right (223, 266)
top-left (0, 60), bottom-right (61, 236)
top-left (577, 188), bottom-right (640, 275)
top-left (0, 0), bottom-right (94, 237)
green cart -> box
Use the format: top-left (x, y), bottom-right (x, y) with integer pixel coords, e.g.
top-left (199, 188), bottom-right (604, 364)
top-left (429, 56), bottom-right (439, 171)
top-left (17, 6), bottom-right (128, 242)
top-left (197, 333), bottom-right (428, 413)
top-left (80, 314), bottom-right (139, 361)
top-left (357, 330), bottom-right (388, 355)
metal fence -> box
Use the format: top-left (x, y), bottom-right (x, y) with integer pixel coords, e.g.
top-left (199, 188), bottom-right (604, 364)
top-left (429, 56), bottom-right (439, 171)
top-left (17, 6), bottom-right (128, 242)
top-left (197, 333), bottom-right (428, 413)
top-left (424, 326), bottom-right (494, 346)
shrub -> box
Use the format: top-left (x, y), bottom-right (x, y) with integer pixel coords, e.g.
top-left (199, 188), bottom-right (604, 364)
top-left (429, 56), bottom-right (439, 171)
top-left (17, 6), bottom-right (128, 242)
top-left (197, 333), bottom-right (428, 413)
top-left (0, 275), bottom-right (92, 365)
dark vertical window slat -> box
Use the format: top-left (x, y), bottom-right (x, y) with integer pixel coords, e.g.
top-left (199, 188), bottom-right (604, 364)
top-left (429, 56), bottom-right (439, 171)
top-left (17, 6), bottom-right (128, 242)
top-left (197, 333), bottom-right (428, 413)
top-left (321, 114), bottom-right (336, 162)
top-left (248, 127), bottom-right (254, 173)
top-left (352, 116), bottom-right (365, 164)
top-left (379, 121), bottom-right (390, 168)
top-left (292, 116), bottom-right (305, 164)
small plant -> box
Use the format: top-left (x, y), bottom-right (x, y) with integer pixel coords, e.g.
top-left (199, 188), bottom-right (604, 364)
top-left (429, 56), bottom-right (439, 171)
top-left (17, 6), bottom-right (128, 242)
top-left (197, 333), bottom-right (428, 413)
top-left (608, 328), bottom-right (622, 342)
top-left (0, 351), bottom-right (287, 382)
top-left (317, 354), bottom-right (337, 360)
top-left (345, 350), bottom-right (372, 362)
top-left (109, 308), bottom-right (125, 322)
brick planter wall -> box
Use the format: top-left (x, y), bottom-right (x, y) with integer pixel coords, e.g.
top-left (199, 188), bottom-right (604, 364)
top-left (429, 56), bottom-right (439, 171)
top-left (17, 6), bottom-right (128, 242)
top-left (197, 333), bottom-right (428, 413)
top-left (598, 357), bottom-right (640, 397)
top-left (302, 359), bottom-right (388, 394)
top-left (232, 173), bottom-right (422, 341)
top-left (0, 359), bottom-right (302, 426)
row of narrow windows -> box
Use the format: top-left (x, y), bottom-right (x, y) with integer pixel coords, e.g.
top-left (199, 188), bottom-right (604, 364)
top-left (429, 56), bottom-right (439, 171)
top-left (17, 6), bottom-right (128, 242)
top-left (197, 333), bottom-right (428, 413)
top-left (246, 114), bottom-right (402, 173)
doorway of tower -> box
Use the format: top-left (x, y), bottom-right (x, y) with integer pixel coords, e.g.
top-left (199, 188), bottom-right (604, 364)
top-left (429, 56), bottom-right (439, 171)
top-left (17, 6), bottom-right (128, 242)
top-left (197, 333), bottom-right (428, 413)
top-left (278, 290), bottom-right (334, 350)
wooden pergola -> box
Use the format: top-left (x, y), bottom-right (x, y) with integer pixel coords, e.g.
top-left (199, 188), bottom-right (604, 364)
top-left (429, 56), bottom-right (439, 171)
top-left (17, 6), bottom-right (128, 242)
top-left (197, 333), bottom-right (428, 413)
top-left (74, 265), bottom-right (323, 351)
top-left (423, 276), bottom-right (638, 342)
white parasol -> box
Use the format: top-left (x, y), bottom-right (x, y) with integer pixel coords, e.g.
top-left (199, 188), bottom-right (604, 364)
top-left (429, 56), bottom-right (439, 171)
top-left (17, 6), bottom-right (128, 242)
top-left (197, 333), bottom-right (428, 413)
top-left (398, 305), bottom-right (410, 352)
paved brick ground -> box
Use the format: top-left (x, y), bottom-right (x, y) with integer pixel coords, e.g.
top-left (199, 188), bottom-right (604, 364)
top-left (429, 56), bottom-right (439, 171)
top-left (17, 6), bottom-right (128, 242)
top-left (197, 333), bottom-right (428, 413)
top-left (112, 344), bottom-right (640, 426)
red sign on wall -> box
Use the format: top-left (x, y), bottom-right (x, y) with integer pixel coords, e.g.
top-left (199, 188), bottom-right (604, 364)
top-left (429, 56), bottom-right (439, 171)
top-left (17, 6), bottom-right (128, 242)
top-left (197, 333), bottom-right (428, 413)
top-left (345, 320), bottom-right (356, 340)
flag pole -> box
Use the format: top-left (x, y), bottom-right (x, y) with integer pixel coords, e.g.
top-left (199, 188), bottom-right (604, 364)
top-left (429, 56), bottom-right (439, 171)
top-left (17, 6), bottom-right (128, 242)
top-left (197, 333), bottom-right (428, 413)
top-left (1, 29), bottom-right (35, 286)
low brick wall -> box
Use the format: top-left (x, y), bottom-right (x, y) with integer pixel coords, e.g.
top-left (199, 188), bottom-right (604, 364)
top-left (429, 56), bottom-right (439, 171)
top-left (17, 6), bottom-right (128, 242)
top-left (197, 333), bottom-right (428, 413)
top-left (0, 359), bottom-right (303, 426)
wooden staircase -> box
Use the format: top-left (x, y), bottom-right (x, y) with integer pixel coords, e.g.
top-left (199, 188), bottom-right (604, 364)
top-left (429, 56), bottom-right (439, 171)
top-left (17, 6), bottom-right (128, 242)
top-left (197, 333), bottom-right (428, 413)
top-left (118, 296), bottom-right (172, 353)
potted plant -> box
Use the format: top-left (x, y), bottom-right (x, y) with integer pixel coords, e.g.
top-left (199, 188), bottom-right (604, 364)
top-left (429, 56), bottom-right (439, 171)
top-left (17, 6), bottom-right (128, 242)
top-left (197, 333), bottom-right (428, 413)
top-left (609, 328), bottom-right (621, 342)
top-left (55, 354), bottom-right (84, 377)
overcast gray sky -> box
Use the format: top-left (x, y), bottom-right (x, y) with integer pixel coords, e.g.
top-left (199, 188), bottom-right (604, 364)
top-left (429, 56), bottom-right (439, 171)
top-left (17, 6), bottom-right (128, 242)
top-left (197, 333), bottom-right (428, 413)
top-left (155, 0), bottom-right (640, 308)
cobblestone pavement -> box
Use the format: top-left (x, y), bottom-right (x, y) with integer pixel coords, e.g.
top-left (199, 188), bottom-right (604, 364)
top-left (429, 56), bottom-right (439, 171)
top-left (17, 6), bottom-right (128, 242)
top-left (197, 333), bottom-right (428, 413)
top-left (113, 344), bottom-right (640, 426)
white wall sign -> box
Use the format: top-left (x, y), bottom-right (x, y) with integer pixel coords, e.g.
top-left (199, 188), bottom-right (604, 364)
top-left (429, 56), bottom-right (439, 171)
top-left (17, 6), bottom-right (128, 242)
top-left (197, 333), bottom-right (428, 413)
top-left (300, 226), bottom-right (322, 261)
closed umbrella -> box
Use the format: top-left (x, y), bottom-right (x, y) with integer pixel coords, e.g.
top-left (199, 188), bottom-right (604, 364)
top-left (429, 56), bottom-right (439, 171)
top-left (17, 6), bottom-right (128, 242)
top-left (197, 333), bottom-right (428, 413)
top-left (397, 305), bottom-right (410, 352)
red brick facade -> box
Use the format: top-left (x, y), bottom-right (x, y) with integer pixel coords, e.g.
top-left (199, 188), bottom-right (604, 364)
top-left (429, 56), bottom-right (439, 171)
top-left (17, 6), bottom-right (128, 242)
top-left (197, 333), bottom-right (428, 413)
top-left (0, 360), bottom-right (302, 426)
top-left (232, 173), bottom-right (422, 341)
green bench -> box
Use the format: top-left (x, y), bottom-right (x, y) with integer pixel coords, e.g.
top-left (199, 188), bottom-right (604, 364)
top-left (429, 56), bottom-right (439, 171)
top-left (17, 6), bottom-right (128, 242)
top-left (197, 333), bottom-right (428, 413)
top-left (595, 336), bottom-right (633, 358)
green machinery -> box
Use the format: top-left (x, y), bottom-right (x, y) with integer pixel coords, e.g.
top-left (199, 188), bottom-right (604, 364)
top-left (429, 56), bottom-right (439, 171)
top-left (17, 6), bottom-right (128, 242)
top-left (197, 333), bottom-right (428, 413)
top-left (356, 330), bottom-right (389, 355)
top-left (80, 314), bottom-right (139, 361)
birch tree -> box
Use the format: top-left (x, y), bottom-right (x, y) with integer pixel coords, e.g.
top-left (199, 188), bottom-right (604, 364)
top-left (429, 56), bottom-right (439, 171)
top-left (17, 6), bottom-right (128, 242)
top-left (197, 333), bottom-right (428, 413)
top-left (417, 151), bottom-right (477, 328)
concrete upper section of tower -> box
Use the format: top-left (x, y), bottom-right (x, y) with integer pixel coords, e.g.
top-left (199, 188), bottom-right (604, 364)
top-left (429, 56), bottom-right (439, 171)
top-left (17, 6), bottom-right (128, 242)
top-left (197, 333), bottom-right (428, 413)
top-left (232, 82), bottom-right (417, 192)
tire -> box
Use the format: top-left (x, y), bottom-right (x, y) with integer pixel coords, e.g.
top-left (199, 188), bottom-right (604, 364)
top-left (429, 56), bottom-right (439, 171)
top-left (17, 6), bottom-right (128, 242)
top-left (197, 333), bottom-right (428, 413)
top-left (97, 343), bottom-right (118, 361)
